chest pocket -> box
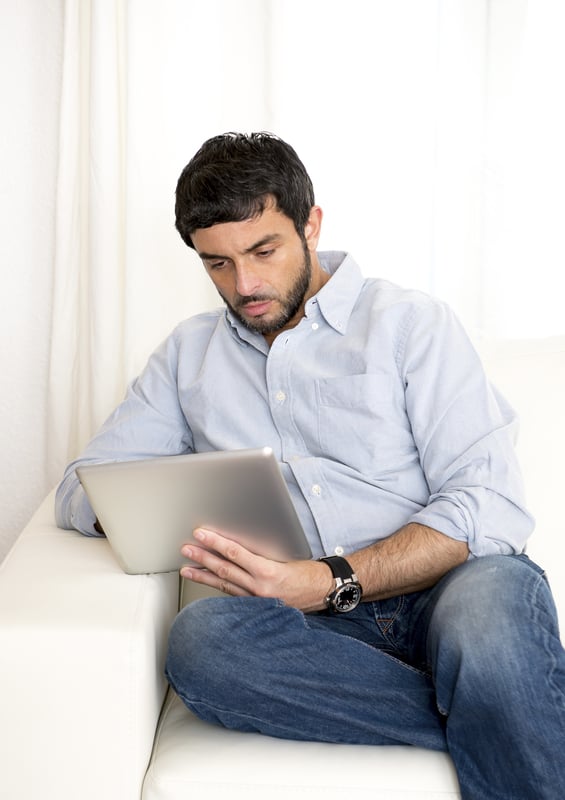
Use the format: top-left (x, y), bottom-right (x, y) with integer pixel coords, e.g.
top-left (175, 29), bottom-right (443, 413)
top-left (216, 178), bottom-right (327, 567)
top-left (316, 373), bottom-right (396, 475)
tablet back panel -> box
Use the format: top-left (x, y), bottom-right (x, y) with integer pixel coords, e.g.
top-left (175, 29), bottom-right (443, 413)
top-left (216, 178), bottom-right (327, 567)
top-left (77, 448), bottom-right (312, 573)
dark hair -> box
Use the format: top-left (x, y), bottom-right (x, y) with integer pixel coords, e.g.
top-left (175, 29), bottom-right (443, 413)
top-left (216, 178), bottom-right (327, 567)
top-left (175, 132), bottom-right (315, 248)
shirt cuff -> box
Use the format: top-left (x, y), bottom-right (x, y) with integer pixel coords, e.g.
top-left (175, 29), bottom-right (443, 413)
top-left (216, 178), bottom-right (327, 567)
top-left (70, 486), bottom-right (103, 537)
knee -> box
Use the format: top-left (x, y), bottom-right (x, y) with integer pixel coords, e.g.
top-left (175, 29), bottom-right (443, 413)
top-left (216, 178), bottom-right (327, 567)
top-left (165, 595), bottom-right (285, 702)
top-left (431, 554), bottom-right (551, 643)
top-left (165, 597), bottom-right (234, 691)
top-left (428, 555), bottom-right (557, 706)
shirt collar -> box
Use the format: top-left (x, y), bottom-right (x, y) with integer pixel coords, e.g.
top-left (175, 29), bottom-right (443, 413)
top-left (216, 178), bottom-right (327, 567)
top-left (306, 251), bottom-right (364, 335)
top-left (224, 250), bottom-right (364, 345)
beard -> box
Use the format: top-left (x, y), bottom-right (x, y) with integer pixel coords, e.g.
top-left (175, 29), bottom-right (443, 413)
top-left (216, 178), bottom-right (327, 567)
top-left (221, 244), bottom-right (313, 337)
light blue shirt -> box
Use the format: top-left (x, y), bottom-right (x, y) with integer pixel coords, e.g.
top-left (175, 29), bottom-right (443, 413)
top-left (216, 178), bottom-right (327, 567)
top-left (56, 251), bottom-right (534, 558)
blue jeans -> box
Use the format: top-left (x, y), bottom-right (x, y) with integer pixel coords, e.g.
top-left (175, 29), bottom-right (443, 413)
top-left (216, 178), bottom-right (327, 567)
top-left (165, 554), bottom-right (565, 799)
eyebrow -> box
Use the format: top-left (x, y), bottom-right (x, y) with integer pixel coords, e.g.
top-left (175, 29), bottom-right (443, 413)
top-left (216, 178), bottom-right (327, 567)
top-left (198, 233), bottom-right (283, 261)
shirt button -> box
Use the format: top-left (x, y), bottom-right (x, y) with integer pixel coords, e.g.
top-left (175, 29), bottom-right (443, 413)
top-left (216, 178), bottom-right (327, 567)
top-left (334, 546), bottom-right (345, 556)
top-left (311, 484), bottom-right (322, 496)
top-left (275, 390), bottom-right (286, 403)
top-left (311, 322), bottom-right (319, 331)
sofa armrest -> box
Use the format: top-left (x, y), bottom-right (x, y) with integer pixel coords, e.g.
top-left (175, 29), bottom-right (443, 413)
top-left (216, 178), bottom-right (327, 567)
top-left (0, 491), bottom-right (180, 800)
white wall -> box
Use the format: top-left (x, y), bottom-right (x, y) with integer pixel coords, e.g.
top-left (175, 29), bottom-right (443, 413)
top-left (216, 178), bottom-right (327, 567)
top-left (0, 1), bottom-right (63, 558)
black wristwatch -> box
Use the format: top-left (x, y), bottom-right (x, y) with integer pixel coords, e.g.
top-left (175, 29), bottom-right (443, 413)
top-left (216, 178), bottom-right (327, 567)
top-left (318, 555), bottom-right (363, 613)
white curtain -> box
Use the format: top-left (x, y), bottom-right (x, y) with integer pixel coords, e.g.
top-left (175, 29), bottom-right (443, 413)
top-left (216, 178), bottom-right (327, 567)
top-left (2, 0), bottom-right (564, 560)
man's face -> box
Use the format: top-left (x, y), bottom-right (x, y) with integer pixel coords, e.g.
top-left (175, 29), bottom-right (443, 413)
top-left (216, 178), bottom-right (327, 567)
top-left (191, 202), bottom-right (322, 343)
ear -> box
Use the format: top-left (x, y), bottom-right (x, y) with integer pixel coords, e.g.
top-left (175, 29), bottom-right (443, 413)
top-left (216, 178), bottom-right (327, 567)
top-left (303, 205), bottom-right (323, 252)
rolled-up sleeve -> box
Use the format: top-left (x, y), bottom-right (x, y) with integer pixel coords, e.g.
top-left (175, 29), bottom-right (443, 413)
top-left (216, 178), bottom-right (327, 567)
top-left (399, 301), bottom-right (534, 556)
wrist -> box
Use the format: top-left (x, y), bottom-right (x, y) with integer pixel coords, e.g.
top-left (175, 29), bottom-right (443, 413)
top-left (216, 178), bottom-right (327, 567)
top-left (303, 562), bottom-right (335, 613)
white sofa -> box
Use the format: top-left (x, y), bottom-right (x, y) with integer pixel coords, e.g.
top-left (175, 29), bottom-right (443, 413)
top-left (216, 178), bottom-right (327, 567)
top-left (1, 337), bottom-right (563, 800)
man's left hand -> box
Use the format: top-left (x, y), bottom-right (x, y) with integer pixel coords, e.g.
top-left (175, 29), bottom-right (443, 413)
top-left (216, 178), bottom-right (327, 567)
top-left (179, 527), bottom-right (332, 613)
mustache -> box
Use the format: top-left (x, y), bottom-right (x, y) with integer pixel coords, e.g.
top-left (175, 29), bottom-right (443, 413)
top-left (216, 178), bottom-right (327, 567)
top-left (235, 293), bottom-right (276, 309)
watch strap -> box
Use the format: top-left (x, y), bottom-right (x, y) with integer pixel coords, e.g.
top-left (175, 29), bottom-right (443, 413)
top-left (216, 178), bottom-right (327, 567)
top-left (318, 555), bottom-right (355, 581)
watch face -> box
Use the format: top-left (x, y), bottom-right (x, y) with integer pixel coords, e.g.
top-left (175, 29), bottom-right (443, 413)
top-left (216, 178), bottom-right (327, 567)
top-left (333, 583), bottom-right (362, 613)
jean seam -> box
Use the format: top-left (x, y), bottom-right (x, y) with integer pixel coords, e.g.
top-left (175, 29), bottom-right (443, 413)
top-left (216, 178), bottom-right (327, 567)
top-left (532, 572), bottom-right (565, 716)
top-left (371, 597), bottom-right (405, 647)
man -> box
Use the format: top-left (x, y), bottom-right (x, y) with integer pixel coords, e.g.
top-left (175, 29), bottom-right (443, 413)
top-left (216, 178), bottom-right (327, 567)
top-left (56, 132), bottom-right (565, 799)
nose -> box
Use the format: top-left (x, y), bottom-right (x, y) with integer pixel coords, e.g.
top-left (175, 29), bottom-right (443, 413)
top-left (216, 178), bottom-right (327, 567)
top-left (234, 262), bottom-right (262, 297)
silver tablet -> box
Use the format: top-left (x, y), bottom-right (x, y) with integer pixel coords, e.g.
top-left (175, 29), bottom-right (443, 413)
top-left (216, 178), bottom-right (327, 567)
top-left (76, 447), bottom-right (312, 574)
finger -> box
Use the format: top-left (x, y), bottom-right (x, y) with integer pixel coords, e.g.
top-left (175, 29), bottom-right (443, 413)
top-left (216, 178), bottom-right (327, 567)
top-left (180, 562), bottom-right (250, 597)
top-left (191, 527), bottom-right (268, 571)
top-left (181, 542), bottom-right (256, 594)
top-left (194, 525), bottom-right (289, 563)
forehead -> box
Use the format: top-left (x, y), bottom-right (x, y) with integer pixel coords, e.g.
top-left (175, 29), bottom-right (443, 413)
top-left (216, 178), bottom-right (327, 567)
top-left (191, 204), bottom-right (297, 256)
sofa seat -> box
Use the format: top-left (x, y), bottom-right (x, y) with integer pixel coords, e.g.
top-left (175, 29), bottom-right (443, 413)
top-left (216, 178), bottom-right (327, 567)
top-left (143, 580), bottom-right (461, 799)
top-left (143, 691), bottom-right (461, 800)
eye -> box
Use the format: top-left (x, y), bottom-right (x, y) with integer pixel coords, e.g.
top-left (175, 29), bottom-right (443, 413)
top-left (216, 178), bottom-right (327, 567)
top-left (208, 259), bottom-right (228, 271)
top-left (256, 248), bottom-right (275, 259)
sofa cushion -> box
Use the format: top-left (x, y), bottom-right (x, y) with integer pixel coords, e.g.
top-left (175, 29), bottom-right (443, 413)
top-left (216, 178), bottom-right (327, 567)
top-left (142, 691), bottom-right (460, 800)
